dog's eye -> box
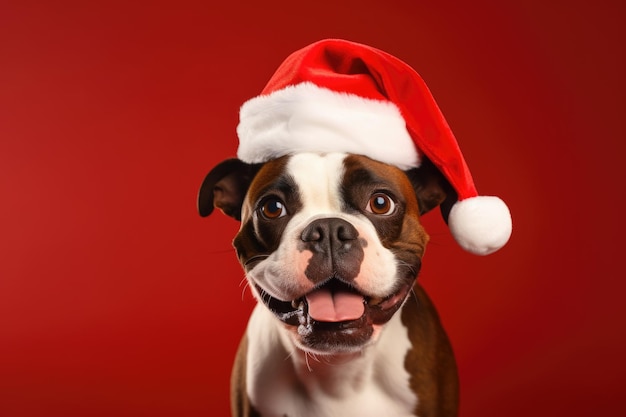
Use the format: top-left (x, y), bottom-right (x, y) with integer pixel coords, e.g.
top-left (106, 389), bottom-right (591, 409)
top-left (366, 193), bottom-right (396, 215)
top-left (259, 198), bottom-right (287, 219)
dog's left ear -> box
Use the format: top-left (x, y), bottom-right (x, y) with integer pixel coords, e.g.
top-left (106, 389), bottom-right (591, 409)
top-left (197, 158), bottom-right (262, 221)
top-left (405, 158), bottom-right (457, 221)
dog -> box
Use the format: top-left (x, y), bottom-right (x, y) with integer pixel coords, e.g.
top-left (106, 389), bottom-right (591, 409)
top-left (198, 151), bottom-right (459, 417)
top-left (196, 38), bottom-right (512, 417)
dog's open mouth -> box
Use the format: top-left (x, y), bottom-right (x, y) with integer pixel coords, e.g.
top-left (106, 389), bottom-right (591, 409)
top-left (256, 277), bottom-right (414, 351)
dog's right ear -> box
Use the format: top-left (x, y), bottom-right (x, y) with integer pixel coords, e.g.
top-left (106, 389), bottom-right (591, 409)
top-left (197, 158), bottom-right (262, 221)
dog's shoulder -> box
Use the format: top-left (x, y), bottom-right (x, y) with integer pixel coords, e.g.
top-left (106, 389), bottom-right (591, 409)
top-left (401, 284), bottom-right (459, 416)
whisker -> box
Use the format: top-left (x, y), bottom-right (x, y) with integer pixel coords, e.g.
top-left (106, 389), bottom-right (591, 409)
top-left (284, 348), bottom-right (296, 362)
top-left (244, 254), bottom-right (270, 267)
top-left (258, 289), bottom-right (272, 305)
top-left (395, 259), bottom-right (418, 276)
top-left (240, 278), bottom-right (250, 301)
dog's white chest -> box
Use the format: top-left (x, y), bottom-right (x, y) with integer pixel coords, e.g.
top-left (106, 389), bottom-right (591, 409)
top-left (245, 305), bottom-right (418, 417)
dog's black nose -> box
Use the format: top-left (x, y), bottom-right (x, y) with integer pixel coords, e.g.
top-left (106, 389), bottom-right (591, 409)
top-left (301, 217), bottom-right (358, 246)
top-left (300, 218), bottom-right (364, 283)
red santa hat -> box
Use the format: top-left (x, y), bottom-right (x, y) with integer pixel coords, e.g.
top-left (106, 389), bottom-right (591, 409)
top-left (236, 39), bottom-right (512, 255)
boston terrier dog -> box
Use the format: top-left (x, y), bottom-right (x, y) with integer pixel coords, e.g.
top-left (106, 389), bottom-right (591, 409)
top-left (197, 39), bottom-right (511, 417)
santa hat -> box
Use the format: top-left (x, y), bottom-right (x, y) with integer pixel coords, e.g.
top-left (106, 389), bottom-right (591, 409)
top-left (236, 39), bottom-right (512, 255)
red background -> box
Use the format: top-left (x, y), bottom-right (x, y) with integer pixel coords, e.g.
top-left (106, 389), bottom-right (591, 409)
top-left (1, 1), bottom-right (624, 416)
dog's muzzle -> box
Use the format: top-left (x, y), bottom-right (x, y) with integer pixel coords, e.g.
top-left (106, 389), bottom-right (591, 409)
top-left (255, 217), bottom-right (418, 352)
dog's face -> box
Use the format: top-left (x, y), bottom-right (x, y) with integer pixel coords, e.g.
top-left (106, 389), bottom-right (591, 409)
top-left (199, 152), bottom-right (449, 355)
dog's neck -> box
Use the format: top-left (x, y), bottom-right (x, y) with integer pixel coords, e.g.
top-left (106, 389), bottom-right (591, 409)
top-left (287, 344), bottom-right (374, 398)
top-left (268, 306), bottom-right (415, 404)
top-left (246, 303), bottom-right (418, 415)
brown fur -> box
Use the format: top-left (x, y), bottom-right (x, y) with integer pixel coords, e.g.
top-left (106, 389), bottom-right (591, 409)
top-left (230, 335), bottom-right (262, 417)
top-left (402, 285), bottom-right (459, 416)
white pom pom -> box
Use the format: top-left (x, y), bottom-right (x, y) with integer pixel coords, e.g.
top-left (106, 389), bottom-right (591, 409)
top-left (448, 196), bottom-right (512, 255)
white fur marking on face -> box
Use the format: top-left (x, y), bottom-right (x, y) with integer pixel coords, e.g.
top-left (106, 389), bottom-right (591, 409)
top-left (287, 152), bottom-right (347, 215)
top-left (285, 153), bottom-right (399, 295)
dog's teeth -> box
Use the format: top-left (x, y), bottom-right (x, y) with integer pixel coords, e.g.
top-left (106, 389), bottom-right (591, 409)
top-left (291, 300), bottom-right (302, 309)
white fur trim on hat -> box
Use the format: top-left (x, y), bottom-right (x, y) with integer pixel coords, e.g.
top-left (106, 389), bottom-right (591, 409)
top-left (236, 82), bottom-right (420, 170)
top-left (448, 196), bottom-right (512, 255)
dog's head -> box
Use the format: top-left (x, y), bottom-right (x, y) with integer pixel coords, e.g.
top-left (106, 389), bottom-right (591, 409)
top-left (199, 151), bottom-right (453, 354)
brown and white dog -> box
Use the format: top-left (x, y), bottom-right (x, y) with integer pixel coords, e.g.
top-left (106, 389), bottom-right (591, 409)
top-left (198, 151), bottom-right (459, 417)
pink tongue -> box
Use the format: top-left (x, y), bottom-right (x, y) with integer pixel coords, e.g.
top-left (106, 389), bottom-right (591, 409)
top-left (305, 288), bottom-right (365, 322)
